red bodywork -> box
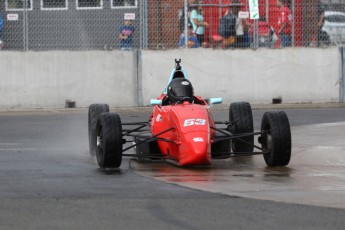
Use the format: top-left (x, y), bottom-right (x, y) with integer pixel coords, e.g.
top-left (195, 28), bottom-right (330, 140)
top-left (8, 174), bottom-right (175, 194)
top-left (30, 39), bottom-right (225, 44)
top-left (149, 94), bottom-right (216, 166)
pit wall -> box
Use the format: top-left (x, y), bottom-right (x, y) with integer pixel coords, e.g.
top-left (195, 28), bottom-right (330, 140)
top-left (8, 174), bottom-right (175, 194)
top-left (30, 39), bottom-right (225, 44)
top-left (0, 48), bottom-right (341, 109)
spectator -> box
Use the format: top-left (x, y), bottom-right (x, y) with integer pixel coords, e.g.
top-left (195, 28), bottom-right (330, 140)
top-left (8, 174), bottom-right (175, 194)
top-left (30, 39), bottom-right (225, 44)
top-left (178, 25), bottom-right (200, 48)
top-left (0, 13), bottom-right (3, 50)
top-left (190, 0), bottom-right (209, 47)
top-left (316, 1), bottom-right (329, 46)
top-left (119, 18), bottom-right (135, 50)
top-left (217, 5), bottom-right (236, 48)
top-left (179, 0), bottom-right (196, 34)
top-left (248, 16), bottom-right (277, 48)
top-left (231, 0), bottom-right (251, 48)
top-left (277, 0), bottom-right (292, 47)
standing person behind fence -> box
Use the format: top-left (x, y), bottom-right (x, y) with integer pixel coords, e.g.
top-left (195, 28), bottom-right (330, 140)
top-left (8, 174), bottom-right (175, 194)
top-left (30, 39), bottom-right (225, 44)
top-left (178, 24), bottom-right (200, 48)
top-left (218, 5), bottom-right (236, 48)
top-left (179, 0), bottom-right (196, 34)
top-left (0, 13), bottom-right (3, 50)
top-left (232, 0), bottom-right (251, 48)
top-left (316, 1), bottom-right (329, 46)
top-left (190, 1), bottom-right (209, 47)
top-left (119, 18), bottom-right (135, 51)
top-left (277, 0), bottom-right (292, 47)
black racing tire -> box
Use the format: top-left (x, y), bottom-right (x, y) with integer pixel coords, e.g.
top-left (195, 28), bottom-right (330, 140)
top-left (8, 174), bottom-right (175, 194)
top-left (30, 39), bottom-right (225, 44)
top-left (261, 111), bottom-right (291, 167)
top-left (96, 112), bottom-right (123, 168)
top-left (88, 104), bottom-right (109, 156)
top-left (229, 102), bottom-right (254, 153)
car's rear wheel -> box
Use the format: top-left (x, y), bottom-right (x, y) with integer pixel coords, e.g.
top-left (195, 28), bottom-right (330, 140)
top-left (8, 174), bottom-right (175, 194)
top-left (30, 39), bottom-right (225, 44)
top-left (96, 112), bottom-right (123, 168)
top-left (229, 102), bottom-right (254, 153)
top-left (88, 104), bottom-right (109, 156)
top-left (260, 111), bottom-right (291, 167)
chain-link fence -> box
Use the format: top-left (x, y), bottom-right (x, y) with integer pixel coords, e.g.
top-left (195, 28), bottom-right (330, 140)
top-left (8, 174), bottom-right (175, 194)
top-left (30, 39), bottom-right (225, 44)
top-left (0, 0), bottom-right (345, 51)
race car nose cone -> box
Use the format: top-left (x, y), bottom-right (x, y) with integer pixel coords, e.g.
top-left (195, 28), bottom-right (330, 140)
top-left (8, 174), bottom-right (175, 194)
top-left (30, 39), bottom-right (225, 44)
top-left (179, 133), bottom-right (211, 166)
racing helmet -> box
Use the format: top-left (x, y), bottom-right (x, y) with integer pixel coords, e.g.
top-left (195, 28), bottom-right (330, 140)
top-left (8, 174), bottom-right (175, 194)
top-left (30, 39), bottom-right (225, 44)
top-left (167, 78), bottom-right (194, 102)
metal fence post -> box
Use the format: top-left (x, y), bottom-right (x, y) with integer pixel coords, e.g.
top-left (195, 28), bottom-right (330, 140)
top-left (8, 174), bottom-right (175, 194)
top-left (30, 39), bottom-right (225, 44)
top-left (184, 0), bottom-right (188, 47)
top-left (253, 19), bottom-right (258, 49)
top-left (134, 48), bottom-right (143, 106)
top-left (340, 47), bottom-right (345, 103)
top-left (140, 0), bottom-right (148, 49)
top-left (23, 0), bottom-right (29, 51)
top-left (291, 0), bottom-right (294, 47)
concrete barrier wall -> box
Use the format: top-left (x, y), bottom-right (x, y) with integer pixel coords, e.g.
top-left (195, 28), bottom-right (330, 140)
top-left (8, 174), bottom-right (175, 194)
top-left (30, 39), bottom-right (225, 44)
top-left (0, 48), bottom-right (341, 108)
top-left (0, 51), bottom-right (136, 108)
top-left (141, 48), bottom-right (341, 105)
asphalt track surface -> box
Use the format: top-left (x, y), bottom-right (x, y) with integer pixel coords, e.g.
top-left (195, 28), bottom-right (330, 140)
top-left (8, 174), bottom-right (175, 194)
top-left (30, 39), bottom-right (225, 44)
top-left (1, 105), bottom-right (345, 229)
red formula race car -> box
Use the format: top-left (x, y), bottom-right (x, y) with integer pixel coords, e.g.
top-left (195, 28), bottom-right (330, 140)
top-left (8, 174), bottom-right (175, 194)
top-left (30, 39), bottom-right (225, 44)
top-left (88, 59), bottom-right (291, 168)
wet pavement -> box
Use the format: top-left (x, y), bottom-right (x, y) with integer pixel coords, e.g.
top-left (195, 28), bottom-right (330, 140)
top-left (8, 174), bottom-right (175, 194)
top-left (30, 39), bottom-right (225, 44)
top-left (1, 106), bottom-right (345, 229)
top-left (131, 121), bottom-right (345, 209)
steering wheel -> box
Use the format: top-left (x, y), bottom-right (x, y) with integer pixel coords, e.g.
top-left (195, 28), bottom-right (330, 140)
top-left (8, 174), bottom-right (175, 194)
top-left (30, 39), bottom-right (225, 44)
top-left (175, 97), bottom-right (194, 104)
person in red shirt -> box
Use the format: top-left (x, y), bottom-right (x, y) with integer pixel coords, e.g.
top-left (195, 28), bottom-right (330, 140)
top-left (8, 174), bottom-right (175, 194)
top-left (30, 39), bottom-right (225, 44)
top-left (277, 0), bottom-right (292, 47)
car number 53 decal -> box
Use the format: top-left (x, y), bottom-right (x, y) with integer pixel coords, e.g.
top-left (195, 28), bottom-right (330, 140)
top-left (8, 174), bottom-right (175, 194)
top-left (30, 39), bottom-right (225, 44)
top-left (184, 118), bottom-right (206, 126)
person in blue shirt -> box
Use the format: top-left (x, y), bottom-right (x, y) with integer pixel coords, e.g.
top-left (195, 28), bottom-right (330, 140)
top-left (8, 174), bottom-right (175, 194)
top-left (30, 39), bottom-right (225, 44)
top-left (178, 25), bottom-right (200, 48)
top-left (190, 1), bottom-right (208, 47)
top-left (0, 14), bottom-right (3, 50)
top-left (0, 14), bottom-right (3, 33)
top-left (119, 19), bottom-right (135, 50)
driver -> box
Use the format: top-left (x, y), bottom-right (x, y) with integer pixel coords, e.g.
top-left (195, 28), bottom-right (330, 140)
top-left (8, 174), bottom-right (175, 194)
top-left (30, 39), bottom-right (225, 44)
top-left (166, 78), bottom-right (194, 104)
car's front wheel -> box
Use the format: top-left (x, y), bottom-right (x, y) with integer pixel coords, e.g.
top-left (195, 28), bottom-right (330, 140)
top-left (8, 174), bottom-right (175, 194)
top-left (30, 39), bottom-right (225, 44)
top-left (88, 104), bottom-right (109, 156)
top-left (260, 111), bottom-right (291, 167)
top-left (96, 112), bottom-right (123, 168)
